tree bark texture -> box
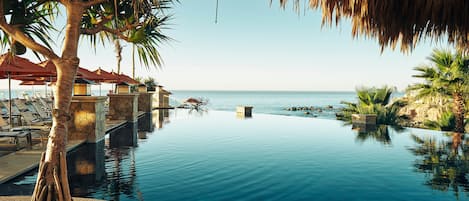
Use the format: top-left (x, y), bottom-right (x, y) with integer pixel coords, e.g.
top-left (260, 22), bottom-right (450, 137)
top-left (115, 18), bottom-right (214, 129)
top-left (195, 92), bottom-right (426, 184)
top-left (31, 4), bottom-right (84, 201)
top-left (453, 92), bottom-right (466, 133)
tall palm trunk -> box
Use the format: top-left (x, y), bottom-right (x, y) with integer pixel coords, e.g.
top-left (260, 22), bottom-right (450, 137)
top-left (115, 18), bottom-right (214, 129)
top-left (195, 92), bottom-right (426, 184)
top-left (114, 39), bottom-right (122, 93)
top-left (31, 5), bottom-right (83, 201)
top-left (453, 92), bottom-right (466, 133)
top-left (132, 44), bottom-right (135, 79)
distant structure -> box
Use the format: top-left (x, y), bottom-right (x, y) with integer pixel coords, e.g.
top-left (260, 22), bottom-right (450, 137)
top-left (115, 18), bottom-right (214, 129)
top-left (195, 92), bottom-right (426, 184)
top-left (154, 85), bottom-right (172, 109)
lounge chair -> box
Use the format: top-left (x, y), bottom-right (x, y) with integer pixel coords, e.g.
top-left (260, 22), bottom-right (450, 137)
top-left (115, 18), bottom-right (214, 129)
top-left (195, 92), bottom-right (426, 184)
top-left (0, 131), bottom-right (32, 150)
top-left (20, 111), bottom-right (42, 126)
top-left (30, 100), bottom-right (50, 120)
top-left (13, 99), bottom-right (29, 112)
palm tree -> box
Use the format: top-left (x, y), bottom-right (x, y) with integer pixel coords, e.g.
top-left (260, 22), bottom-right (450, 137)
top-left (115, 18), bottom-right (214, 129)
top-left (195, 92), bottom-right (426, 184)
top-left (408, 49), bottom-right (469, 133)
top-left (338, 86), bottom-right (405, 125)
top-left (0, 1), bottom-right (175, 200)
top-left (143, 77), bottom-right (157, 91)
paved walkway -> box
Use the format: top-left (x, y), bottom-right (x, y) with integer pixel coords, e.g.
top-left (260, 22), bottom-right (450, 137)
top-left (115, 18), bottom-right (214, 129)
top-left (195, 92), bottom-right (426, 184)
top-left (0, 118), bottom-right (130, 184)
top-left (0, 140), bottom-right (85, 184)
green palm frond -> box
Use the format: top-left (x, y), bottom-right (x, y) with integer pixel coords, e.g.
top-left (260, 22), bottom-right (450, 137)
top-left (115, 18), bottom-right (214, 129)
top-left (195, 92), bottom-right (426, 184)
top-left (408, 49), bottom-right (469, 132)
top-left (81, 0), bottom-right (174, 69)
top-left (0, 1), bottom-right (56, 57)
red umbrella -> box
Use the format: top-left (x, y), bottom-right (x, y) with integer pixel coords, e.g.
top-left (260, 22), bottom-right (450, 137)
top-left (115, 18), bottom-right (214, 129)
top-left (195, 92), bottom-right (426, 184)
top-left (0, 53), bottom-right (54, 77)
top-left (37, 60), bottom-right (57, 75)
top-left (76, 67), bottom-right (102, 81)
top-left (19, 80), bottom-right (47, 85)
top-left (38, 60), bottom-right (102, 82)
top-left (111, 72), bottom-right (140, 85)
top-left (0, 53), bottom-right (54, 126)
top-left (92, 68), bottom-right (119, 83)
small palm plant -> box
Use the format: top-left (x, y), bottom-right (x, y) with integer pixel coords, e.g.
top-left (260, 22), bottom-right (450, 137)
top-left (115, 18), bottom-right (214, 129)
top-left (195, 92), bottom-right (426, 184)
top-left (143, 77), bottom-right (158, 91)
top-left (338, 86), bottom-right (406, 125)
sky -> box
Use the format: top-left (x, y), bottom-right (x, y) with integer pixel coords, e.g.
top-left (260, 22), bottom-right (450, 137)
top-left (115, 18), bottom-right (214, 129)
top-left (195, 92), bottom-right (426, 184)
top-left (0, 0), bottom-right (448, 92)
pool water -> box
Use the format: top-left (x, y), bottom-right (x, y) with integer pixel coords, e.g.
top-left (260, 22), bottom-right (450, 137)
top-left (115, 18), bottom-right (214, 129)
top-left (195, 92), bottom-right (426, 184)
top-left (1, 109), bottom-right (469, 201)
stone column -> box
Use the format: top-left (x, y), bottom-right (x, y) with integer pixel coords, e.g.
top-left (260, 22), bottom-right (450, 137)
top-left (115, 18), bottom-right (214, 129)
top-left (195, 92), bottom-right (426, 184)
top-left (138, 92), bottom-right (154, 113)
top-left (68, 96), bottom-right (107, 143)
top-left (138, 92), bottom-right (154, 132)
top-left (152, 90), bottom-right (164, 109)
top-left (108, 93), bottom-right (139, 122)
top-left (108, 93), bottom-right (139, 147)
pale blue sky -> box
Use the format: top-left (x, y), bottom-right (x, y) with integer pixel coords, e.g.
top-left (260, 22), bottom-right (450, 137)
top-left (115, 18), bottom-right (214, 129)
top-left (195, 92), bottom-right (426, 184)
top-left (0, 1), bottom-right (446, 91)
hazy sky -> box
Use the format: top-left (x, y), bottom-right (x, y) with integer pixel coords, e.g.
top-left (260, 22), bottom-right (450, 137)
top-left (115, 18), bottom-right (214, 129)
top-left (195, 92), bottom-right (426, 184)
top-left (0, 1), bottom-right (446, 91)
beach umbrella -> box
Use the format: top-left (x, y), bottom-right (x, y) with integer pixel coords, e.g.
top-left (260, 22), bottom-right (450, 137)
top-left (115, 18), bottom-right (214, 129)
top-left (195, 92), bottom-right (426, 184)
top-left (114, 73), bottom-right (140, 85)
top-left (77, 67), bottom-right (103, 81)
top-left (282, 0), bottom-right (469, 52)
top-left (19, 80), bottom-right (47, 85)
top-left (92, 68), bottom-right (119, 95)
top-left (0, 53), bottom-right (54, 126)
top-left (93, 68), bottom-right (119, 82)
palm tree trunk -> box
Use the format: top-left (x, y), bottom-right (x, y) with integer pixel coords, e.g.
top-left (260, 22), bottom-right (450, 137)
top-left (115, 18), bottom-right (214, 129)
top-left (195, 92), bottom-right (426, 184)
top-left (132, 44), bottom-right (135, 79)
top-left (31, 4), bottom-right (83, 201)
top-left (114, 39), bottom-right (122, 93)
top-left (453, 92), bottom-right (466, 133)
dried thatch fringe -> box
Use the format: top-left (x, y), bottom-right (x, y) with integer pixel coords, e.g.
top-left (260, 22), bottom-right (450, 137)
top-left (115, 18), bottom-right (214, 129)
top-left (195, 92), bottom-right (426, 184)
top-left (277, 0), bottom-right (469, 53)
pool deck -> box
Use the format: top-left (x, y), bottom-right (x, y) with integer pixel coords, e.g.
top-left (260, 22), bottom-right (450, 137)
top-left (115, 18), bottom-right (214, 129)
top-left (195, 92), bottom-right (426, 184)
top-left (0, 118), bottom-right (130, 184)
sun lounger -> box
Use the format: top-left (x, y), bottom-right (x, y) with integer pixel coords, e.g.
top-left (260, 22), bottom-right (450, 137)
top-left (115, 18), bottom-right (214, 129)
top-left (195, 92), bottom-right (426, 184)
top-left (0, 117), bottom-right (10, 131)
top-left (30, 100), bottom-right (50, 120)
top-left (13, 99), bottom-right (29, 112)
top-left (0, 131), bottom-right (32, 150)
top-left (36, 97), bottom-right (52, 112)
top-left (20, 111), bottom-right (42, 125)
top-left (0, 101), bottom-right (19, 116)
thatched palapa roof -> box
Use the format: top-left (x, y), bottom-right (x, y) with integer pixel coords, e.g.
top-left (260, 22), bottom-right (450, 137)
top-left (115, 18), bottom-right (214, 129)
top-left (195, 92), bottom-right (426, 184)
top-left (278, 0), bottom-right (469, 53)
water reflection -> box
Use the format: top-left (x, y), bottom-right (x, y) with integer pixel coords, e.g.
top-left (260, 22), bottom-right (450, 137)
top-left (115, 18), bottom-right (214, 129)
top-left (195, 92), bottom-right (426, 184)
top-left (101, 146), bottom-right (141, 201)
top-left (68, 141), bottom-right (106, 197)
top-left (351, 124), bottom-right (405, 145)
top-left (409, 132), bottom-right (469, 199)
top-left (152, 109), bottom-right (170, 129)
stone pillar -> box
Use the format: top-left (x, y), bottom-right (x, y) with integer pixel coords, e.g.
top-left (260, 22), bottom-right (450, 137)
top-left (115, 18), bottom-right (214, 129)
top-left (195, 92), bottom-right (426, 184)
top-left (138, 92), bottom-right (154, 132)
top-left (138, 92), bottom-right (154, 113)
top-left (108, 93), bottom-right (139, 122)
top-left (108, 93), bottom-right (139, 147)
top-left (152, 90), bottom-right (164, 109)
top-left (68, 96), bottom-right (107, 143)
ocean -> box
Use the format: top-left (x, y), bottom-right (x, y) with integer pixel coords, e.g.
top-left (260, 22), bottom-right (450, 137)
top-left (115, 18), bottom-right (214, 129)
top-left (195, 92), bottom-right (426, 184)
top-left (0, 89), bottom-right (404, 120)
top-left (169, 90), bottom-right (404, 120)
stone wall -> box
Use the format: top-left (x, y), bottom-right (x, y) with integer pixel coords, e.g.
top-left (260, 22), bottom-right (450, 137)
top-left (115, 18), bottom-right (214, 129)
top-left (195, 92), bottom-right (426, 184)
top-left (138, 92), bottom-right (154, 113)
top-left (68, 96), bottom-right (107, 143)
top-left (108, 94), bottom-right (139, 122)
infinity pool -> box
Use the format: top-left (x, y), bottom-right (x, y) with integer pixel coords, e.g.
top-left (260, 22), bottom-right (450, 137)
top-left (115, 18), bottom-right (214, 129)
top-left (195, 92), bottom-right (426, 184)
top-left (1, 110), bottom-right (468, 201)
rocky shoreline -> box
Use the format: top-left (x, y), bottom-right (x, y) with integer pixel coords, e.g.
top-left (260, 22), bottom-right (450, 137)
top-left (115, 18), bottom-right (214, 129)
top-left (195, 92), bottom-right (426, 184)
top-left (283, 105), bottom-right (339, 117)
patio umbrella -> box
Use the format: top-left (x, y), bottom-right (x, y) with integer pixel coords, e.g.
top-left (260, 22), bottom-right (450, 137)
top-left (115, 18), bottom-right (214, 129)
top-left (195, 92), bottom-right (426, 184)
top-left (0, 52), bottom-right (54, 126)
top-left (114, 73), bottom-right (140, 85)
top-left (93, 68), bottom-right (119, 82)
top-left (92, 68), bottom-right (141, 94)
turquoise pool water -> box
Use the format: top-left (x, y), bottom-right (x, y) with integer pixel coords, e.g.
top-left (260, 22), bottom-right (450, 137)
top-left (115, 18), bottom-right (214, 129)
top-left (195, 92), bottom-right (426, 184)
top-left (1, 109), bottom-right (468, 200)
